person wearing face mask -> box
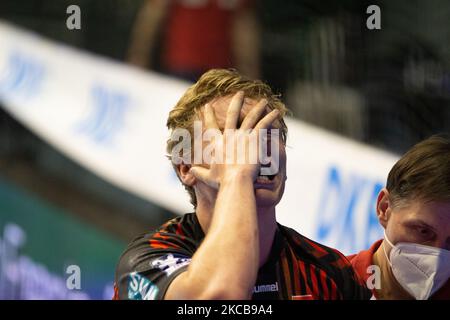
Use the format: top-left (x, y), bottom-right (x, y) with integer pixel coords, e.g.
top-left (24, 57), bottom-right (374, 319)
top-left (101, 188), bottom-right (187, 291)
top-left (347, 135), bottom-right (450, 300)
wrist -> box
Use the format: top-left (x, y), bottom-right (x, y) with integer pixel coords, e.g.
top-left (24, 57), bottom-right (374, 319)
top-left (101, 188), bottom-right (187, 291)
top-left (221, 169), bottom-right (255, 185)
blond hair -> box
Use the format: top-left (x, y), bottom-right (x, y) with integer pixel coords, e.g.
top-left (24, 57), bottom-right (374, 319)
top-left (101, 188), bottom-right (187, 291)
top-left (166, 69), bottom-right (289, 207)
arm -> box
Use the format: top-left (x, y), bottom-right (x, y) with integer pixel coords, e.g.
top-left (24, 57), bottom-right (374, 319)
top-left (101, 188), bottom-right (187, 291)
top-left (126, 0), bottom-right (169, 68)
top-left (165, 92), bottom-right (279, 299)
top-left (165, 171), bottom-right (259, 299)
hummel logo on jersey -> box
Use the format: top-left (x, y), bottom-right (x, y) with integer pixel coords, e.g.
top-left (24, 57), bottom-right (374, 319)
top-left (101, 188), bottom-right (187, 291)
top-left (253, 282), bottom-right (279, 294)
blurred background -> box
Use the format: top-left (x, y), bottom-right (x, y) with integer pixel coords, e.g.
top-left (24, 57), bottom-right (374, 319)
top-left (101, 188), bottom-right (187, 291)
top-left (0, 0), bottom-right (449, 299)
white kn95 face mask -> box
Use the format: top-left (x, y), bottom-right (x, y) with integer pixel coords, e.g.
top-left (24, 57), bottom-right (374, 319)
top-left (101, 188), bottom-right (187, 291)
top-left (383, 231), bottom-right (450, 300)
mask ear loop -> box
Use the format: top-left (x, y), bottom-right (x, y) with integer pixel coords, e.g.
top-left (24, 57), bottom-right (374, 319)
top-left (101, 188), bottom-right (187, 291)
top-left (383, 230), bottom-right (395, 267)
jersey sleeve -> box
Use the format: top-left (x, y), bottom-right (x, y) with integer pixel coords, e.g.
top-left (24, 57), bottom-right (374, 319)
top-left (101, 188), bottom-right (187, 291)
top-left (114, 229), bottom-right (195, 300)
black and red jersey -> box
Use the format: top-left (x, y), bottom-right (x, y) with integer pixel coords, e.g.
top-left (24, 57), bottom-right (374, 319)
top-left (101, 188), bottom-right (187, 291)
top-left (114, 212), bottom-right (371, 300)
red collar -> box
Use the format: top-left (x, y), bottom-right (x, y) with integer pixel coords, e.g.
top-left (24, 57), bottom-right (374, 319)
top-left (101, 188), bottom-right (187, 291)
top-left (347, 240), bottom-right (383, 284)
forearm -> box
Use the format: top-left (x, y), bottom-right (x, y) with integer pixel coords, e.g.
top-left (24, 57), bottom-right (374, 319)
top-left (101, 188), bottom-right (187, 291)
top-left (168, 172), bottom-right (259, 299)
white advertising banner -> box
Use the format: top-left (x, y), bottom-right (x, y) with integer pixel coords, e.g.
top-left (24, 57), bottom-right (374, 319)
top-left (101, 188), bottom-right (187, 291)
top-left (0, 22), bottom-right (398, 254)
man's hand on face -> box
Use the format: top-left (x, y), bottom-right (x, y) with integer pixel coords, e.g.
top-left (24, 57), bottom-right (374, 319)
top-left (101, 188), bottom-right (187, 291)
top-left (189, 91), bottom-right (279, 189)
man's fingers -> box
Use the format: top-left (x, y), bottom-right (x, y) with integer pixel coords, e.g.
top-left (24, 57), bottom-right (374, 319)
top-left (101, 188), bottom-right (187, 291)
top-left (254, 109), bottom-right (280, 131)
top-left (189, 167), bottom-right (219, 189)
top-left (204, 104), bottom-right (219, 130)
top-left (240, 98), bottom-right (268, 130)
top-left (225, 91), bottom-right (245, 130)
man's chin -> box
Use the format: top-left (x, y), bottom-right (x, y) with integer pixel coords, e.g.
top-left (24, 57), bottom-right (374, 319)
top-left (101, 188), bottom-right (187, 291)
top-left (255, 188), bottom-right (282, 208)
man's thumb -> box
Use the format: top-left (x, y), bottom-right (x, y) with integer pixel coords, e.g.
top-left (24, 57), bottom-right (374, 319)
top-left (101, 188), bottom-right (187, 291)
top-left (189, 167), bottom-right (218, 189)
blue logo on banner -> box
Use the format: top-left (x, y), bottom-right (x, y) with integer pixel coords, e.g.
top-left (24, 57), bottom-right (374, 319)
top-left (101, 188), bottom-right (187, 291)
top-left (0, 50), bottom-right (46, 101)
top-left (76, 84), bottom-right (131, 146)
top-left (315, 165), bottom-right (384, 254)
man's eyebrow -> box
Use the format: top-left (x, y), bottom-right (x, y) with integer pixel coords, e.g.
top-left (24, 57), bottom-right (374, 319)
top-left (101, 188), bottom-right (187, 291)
top-left (405, 218), bottom-right (437, 231)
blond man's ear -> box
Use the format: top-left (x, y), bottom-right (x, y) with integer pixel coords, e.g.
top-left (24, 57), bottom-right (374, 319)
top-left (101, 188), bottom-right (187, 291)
top-left (177, 163), bottom-right (196, 187)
